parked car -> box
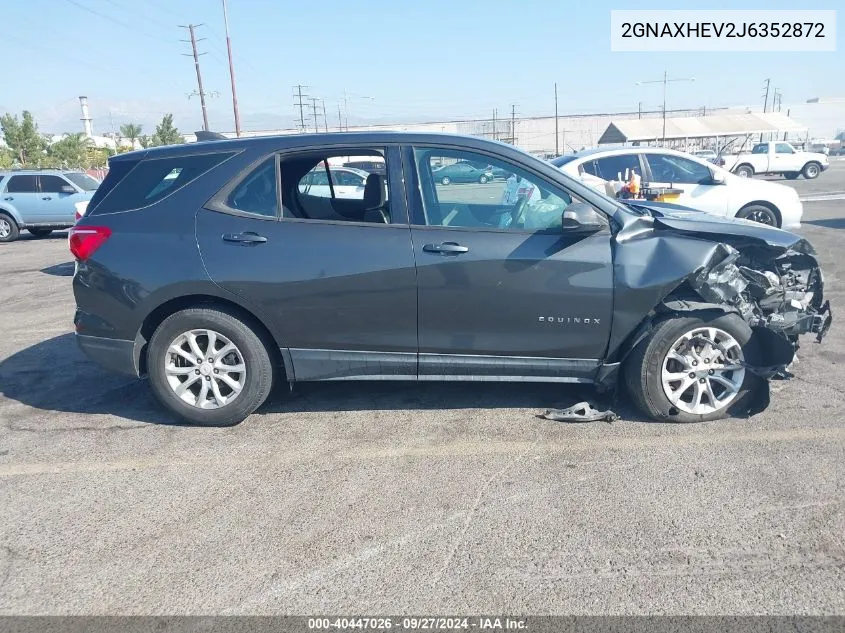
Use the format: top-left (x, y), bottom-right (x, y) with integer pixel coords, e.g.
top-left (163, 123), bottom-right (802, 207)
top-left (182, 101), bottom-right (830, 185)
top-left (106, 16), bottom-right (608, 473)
top-left (693, 149), bottom-right (720, 164)
top-left (551, 147), bottom-right (803, 228)
top-left (432, 161), bottom-right (494, 184)
top-left (343, 160), bottom-right (386, 176)
top-left (298, 166), bottom-right (372, 199)
top-left (0, 169), bottom-right (99, 242)
top-left (720, 142), bottom-right (829, 179)
top-left (70, 132), bottom-right (830, 427)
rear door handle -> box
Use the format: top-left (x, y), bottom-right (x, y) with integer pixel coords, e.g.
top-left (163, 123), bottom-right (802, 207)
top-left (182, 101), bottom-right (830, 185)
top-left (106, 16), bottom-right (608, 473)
top-left (3, 197), bottom-right (12, 201)
top-left (423, 242), bottom-right (469, 254)
top-left (222, 232), bottom-right (267, 245)
top-left (41, 196), bottom-right (52, 200)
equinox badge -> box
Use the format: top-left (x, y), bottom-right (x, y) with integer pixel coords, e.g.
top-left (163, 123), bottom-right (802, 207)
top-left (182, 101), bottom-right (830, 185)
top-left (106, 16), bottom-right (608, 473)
top-left (538, 316), bottom-right (601, 325)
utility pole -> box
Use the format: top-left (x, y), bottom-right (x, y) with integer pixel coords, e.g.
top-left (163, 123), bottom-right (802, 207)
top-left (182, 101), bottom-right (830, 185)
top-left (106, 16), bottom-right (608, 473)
top-left (322, 100), bottom-right (328, 133)
top-left (760, 78), bottom-right (771, 141)
top-left (554, 82), bottom-right (559, 156)
top-left (636, 70), bottom-right (695, 145)
top-left (293, 85), bottom-right (309, 132)
top-left (511, 104), bottom-right (516, 145)
top-left (221, 0), bottom-right (241, 137)
top-left (638, 101), bottom-right (642, 119)
top-left (308, 97), bottom-right (320, 133)
top-left (180, 24), bottom-right (210, 132)
top-left (338, 104), bottom-right (343, 131)
top-left (492, 107), bottom-right (497, 141)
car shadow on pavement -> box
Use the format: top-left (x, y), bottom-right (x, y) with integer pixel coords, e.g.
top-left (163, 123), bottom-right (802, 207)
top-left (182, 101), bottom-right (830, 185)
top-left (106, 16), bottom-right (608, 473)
top-left (804, 217), bottom-right (845, 230)
top-left (0, 333), bottom-right (180, 426)
top-left (1, 333), bottom-right (650, 426)
top-left (40, 261), bottom-right (75, 276)
top-left (17, 231), bottom-right (69, 242)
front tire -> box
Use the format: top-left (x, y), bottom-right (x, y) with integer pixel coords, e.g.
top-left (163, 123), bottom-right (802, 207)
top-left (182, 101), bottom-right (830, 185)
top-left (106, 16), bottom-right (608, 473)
top-left (479, 175), bottom-right (489, 184)
top-left (28, 228), bottom-right (53, 238)
top-left (802, 162), bottom-right (821, 179)
top-left (440, 176), bottom-right (451, 185)
top-left (734, 165), bottom-right (754, 178)
top-left (147, 307), bottom-right (274, 426)
top-left (0, 214), bottom-right (19, 243)
top-left (735, 204), bottom-right (780, 227)
top-left (624, 314), bottom-right (754, 423)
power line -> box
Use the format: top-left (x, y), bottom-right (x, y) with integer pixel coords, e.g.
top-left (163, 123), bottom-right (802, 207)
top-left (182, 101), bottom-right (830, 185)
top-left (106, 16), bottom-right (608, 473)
top-left (61, 0), bottom-right (175, 45)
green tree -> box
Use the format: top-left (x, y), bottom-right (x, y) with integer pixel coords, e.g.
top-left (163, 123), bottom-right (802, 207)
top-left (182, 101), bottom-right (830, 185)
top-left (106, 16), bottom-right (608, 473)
top-left (47, 133), bottom-right (92, 168)
top-left (0, 110), bottom-right (47, 166)
top-left (119, 122), bottom-right (143, 148)
top-left (0, 149), bottom-right (14, 169)
top-left (149, 114), bottom-right (184, 147)
top-left (138, 135), bottom-right (152, 149)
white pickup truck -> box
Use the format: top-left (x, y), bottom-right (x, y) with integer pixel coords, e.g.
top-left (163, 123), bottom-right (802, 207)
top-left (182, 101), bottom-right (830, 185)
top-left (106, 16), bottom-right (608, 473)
top-left (721, 141), bottom-right (829, 180)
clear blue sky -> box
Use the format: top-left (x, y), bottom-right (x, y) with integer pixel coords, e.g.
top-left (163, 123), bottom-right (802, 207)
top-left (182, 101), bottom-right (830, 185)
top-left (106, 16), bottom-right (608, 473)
top-left (1, 0), bottom-right (841, 134)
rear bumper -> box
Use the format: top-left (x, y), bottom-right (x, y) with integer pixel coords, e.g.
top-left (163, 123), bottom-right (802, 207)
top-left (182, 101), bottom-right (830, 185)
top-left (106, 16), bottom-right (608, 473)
top-left (76, 334), bottom-right (139, 377)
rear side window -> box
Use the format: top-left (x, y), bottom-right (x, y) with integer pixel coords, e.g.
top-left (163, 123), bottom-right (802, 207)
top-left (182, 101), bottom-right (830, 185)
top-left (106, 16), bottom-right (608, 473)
top-left (39, 175), bottom-right (71, 193)
top-left (5, 175), bottom-right (38, 193)
top-left (88, 152), bottom-right (233, 215)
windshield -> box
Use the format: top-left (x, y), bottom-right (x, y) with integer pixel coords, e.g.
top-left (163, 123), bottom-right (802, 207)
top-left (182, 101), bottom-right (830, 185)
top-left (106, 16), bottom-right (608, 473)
top-left (550, 155), bottom-right (578, 167)
top-left (63, 172), bottom-right (101, 191)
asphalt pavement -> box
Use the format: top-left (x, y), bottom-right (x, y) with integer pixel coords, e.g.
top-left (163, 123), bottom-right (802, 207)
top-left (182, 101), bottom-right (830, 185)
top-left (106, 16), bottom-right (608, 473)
top-left (0, 164), bottom-right (843, 615)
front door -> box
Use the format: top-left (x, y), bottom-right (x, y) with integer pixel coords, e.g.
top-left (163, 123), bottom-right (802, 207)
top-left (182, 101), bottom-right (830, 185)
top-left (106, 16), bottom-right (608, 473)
top-left (643, 152), bottom-right (730, 217)
top-left (37, 174), bottom-right (82, 223)
top-left (406, 146), bottom-right (614, 381)
top-left (196, 147), bottom-right (418, 381)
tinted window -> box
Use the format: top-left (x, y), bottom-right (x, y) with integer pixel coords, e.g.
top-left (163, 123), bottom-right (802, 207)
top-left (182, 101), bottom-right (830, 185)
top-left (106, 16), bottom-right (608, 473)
top-left (64, 172), bottom-right (100, 191)
top-left (6, 175), bottom-right (38, 193)
top-left (226, 158), bottom-right (278, 217)
top-left (775, 143), bottom-right (794, 154)
top-left (91, 152), bottom-right (233, 214)
top-left (584, 154), bottom-right (641, 180)
top-left (646, 154), bottom-right (712, 185)
top-left (39, 175), bottom-right (71, 193)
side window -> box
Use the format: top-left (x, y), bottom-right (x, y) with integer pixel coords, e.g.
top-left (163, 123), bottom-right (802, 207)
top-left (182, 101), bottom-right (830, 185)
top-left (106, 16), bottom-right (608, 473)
top-left (645, 154), bottom-right (712, 185)
top-left (282, 149), bottom-right (390, 224)
top-left (751, 144), bottom-right (768, 154)
top-left (775, 143), bottom-right (794, 154)
top-left (90, 152), bottom-right (234, 215)
top-left (39, 175), bottom-right (73, 193)
top-left (226, 157), bottom-right (278, 217)
top-left (591, 154), bottom-right (641, 181)
top-left (5, 175), bottom-right (38, 193)
top-left (413, 147), bottom-right (604, 233)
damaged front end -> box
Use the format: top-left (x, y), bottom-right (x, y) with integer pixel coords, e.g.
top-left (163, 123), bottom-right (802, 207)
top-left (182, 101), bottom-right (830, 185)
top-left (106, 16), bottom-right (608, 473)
top-left (689, 242), bottom-right (832, 368)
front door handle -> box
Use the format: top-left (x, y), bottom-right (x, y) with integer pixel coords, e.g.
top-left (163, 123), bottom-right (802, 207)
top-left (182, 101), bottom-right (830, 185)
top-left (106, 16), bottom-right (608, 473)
top-left (222, 232), bottom-right (267, 245)
top-left (42, 196), bottom-right (52, 200)
top-left (3, 197), bottom-right (13, 201)
top-left (423, 242), bottom-right (469, 254)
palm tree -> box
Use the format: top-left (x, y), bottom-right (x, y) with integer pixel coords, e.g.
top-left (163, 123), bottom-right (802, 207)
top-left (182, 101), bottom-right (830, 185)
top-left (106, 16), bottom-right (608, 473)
top-left (119, 123), bottom-right (143, 149)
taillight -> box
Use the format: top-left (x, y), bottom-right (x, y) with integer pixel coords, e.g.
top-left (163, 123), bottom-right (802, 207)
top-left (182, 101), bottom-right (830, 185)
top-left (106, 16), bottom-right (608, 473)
top-left (69, 226), bottom-right (111, 261)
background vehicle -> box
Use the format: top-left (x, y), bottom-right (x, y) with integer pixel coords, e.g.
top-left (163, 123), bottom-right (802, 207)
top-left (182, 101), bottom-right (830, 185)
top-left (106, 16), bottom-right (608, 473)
top-left (0, 169), bottom-right (99, 242)
top-left (343, 160), bottom-right (386, 176)
top-left (551, 147), bottom-right (803, 228)
top-left (70, 133), bottom-right (829, 427)
top-left (693, 149), bottom-right (720, 164)
top-left (721, 141), bottom-right (829, 179)
top-left (432, 162), bottom-right (493, 184)
top-left (298, 166), bottom-right (372, 199)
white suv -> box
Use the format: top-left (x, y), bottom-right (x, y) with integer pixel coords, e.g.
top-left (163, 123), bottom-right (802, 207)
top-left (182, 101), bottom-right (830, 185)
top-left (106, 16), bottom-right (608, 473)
top-left (552, 147), bottom-right (803, 229)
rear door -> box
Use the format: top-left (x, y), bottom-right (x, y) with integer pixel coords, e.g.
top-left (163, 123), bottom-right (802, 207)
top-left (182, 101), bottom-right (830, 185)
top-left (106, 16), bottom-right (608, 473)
top-left (196, 146), bottom-right (419, 381)
top-left (643, 153), bottom-right (730, 217)
top-left (3, 175), bottom-right (43, 223)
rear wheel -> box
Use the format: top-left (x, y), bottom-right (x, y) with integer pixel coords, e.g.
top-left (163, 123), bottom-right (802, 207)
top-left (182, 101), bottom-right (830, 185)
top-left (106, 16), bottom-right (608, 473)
top-left (27, 228), bottom-right (53, 238)
top-left (147, 307), bottom-right (274, 426)
top-left (784, 172), bottom-right (800, 180)
top-left (625, 314), bottom-right (754, 423)
top-left (734, 165), bottom-right (754, 178)
top-left (479, 175), bottom-right (489, 184)
top-left (802, 162), bottom-right (821, 179)
top-left (0, 214), bottom-right (19, 243)
top-left (440, 176), bottom-right (451, 185)
top-left (735, 204), bottom-right (779, 227)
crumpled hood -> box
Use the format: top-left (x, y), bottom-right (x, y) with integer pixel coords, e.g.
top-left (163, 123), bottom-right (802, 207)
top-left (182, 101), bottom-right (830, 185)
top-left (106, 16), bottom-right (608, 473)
top-left (623, 202), bottom-right (815, 255)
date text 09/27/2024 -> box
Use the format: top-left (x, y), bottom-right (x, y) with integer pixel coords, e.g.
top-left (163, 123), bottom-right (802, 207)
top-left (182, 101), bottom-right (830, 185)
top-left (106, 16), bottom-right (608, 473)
top-left (307, 617), bottom-right (528, 630)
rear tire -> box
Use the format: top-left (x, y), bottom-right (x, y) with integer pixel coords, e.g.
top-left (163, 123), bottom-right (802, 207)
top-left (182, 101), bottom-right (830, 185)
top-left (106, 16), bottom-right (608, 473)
top-left (0, 213), bottom-right (19, 243)
top-left (734, 165), bottom-right (754, 178)
top-left (784, 172), bottom-right (800, 180)
top-left (441, 176), bottom-right (451, 185)
top-left (735, 204), bottom-right (780, 227)
top-left (802, 162), bottom-right (821, 179)
top-left (28, 228), bottom-right (53, 238)
top-left (479, 175), bottom-right (489, 184)
top-left (624, 314), bottom-right (754, 423)
top-left (147, 307), bottom-right (275, 426)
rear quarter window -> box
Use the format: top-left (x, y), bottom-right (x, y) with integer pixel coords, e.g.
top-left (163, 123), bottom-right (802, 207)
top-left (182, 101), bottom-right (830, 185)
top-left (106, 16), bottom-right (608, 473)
top-left (87, 152), bottom-right (234, 215)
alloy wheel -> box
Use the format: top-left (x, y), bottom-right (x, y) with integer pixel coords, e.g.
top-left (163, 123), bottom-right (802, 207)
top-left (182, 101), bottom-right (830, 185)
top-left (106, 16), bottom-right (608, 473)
top-left (164, 329), bottom-right (246, 409)
top-left (0, 219), bottom-right (10, 238)
top-left (661, 326), bottom-right (746, 415)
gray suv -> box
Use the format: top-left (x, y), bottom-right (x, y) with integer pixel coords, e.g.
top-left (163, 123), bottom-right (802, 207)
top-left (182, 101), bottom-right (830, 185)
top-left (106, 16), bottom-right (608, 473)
top-left (0, 169), bottom-right (99, 242)
top-left (69, 133), bottom-right (831, 426)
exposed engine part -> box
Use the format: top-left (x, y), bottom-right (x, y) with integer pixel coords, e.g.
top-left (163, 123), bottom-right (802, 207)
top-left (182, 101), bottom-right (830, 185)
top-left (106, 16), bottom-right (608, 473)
top-left (541, 402), bottom-right (619, 423)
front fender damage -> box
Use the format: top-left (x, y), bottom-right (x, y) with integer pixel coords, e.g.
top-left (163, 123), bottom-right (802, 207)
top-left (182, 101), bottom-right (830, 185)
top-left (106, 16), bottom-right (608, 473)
top-left (601, 218), bottom-right (832, 407)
